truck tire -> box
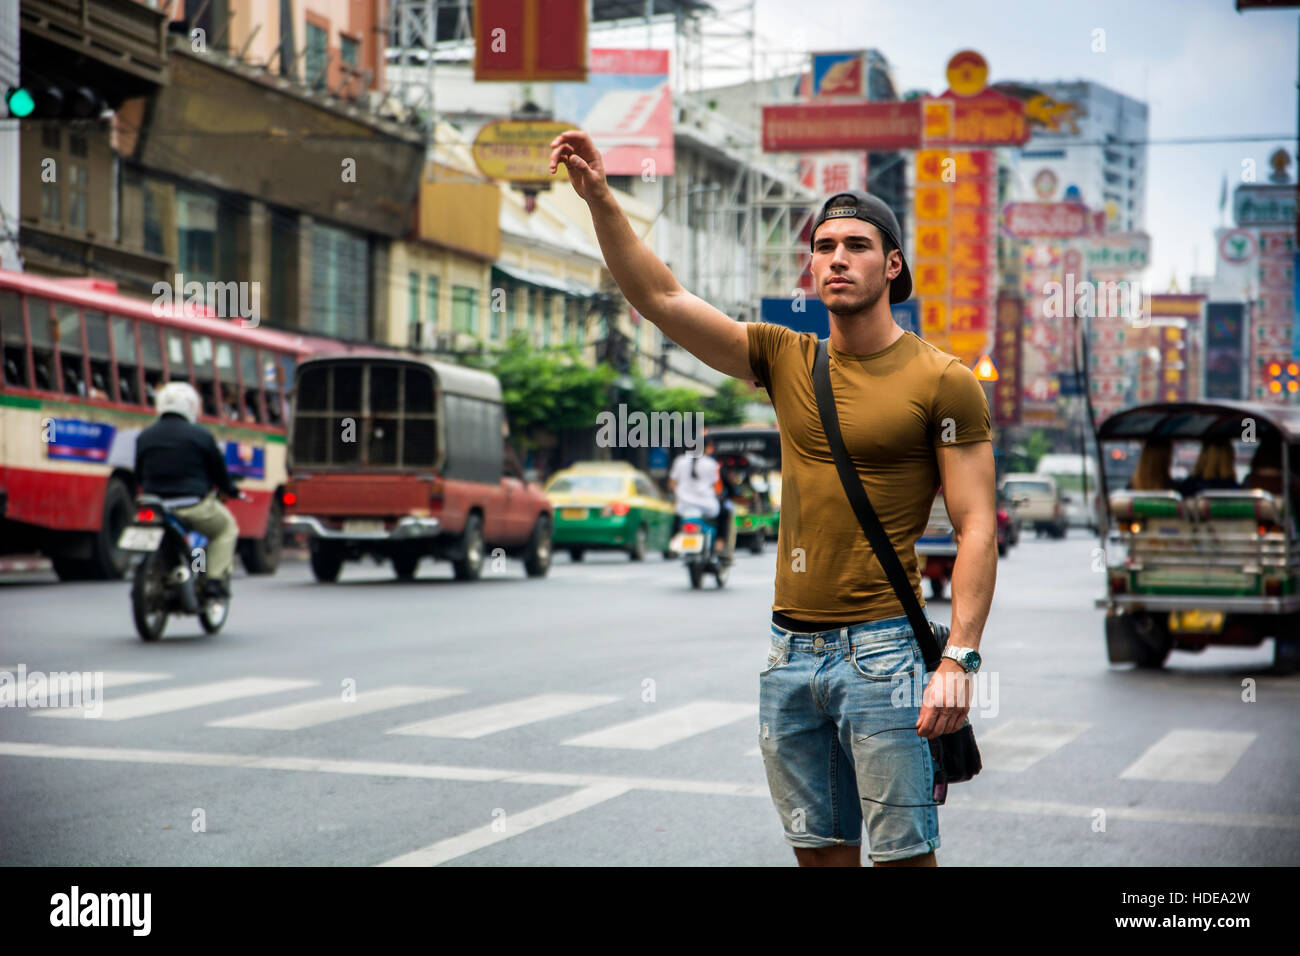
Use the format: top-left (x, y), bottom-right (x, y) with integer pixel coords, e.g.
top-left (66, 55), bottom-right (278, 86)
top-left (1132, 614), bottom-right (1171, 669)
top-left (524, 515), bottom-right (552, 578)
top-left (929, 577), bottom-right (946, 600)
top-left (240, 495), bottom-right (283, 575)
top-left (452, 513), bottom-right (485, 581)
top-left (309, 543), bottom-right (343, 583)
top-left (392, 552), bottom-right (420, 581)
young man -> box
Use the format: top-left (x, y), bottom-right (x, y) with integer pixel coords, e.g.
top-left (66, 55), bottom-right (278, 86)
top-left (551, 131), bottom-right (997, 867)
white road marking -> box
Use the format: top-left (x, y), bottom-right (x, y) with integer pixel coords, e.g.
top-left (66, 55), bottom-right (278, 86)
top-left (0, 670), bottom-right (170, 706)
top-left (976, 720), bottom-right (1092, 772)
top-left (377, 784), bottom-right (631, 866)
top-left (208, 686), bottom-right (466, 730)
top-left (386, 693), bottom-right (618, 739)
top-left (31, 677), bottom-right (317, 720)
top-left (0, 740), bottom-right (1294, 831)
top-left (1118, 729), bottom-right (1257, 784)
top-left (562, 701), bottom-right (755, 750)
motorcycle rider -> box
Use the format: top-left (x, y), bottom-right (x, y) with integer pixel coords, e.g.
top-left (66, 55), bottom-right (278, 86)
top-left (667, 436), bottom-right (733, 558)
top-left (134, 381), bottom-right (241, 598)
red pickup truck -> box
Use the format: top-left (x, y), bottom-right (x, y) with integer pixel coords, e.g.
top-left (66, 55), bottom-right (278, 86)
top-left (283, 353), bottom-right (552, 582)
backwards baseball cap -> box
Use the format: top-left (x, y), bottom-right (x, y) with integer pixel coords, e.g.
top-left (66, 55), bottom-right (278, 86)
top-left (810, 190), bottom-right (912, 304)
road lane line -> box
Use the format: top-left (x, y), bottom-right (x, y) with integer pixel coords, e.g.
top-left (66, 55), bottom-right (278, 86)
top-left (386, 692), bottom-right (619, 738)
top-left (0, 670), bottom-right (171, 706)
top-left (31, 678), bottom-right (317, 720)
top-left (207, 686), bottom-right (466, 730)
top-left (0, 741), bottom-right (1294, 830)
top-left (1118, 729), bottom-right (1257, 784)
top-left (976, 720), bottom-right (1092, 772)
top-left (376, 784), bottom-right (631, 866)
top-left (561, 701), bottom-right (756, 750)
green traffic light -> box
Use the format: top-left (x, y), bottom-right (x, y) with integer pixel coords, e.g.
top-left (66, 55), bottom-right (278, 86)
top-left (6, 87), bottom-right (35, 118)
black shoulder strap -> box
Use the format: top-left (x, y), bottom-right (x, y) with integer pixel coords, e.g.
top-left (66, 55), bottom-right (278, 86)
top-left (812, 337), bottom-right (942, 668)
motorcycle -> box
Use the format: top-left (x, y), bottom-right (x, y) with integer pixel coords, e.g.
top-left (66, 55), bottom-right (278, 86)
top-left (117, 493), bottom-right (238, 641)
top-left (668, 504), bottom-right (735, 589)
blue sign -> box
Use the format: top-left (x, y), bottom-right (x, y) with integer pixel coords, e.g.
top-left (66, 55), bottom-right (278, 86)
top-left (648, 446), bottom-right (668, 472)
top-left (761, 296), bottom-right (829, 338)
top-left (45, 419), bottom-right (115, 463)
top-left (761, 296), bottom-right (924, 342)
top-left (891, 300), bottom-right (919, 336)
top-left (224, 441), bottom-right (265, 479)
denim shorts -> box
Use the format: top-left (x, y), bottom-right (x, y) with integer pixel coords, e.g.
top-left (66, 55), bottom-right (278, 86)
top-left (758, 614), bottom-right (940, 862)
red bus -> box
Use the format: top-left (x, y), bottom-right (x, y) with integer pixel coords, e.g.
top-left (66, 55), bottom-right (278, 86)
top-left (0, 268), bottom-right (325, 580)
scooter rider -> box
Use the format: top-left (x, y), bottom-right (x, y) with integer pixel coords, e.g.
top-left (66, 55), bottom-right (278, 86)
top-left (134, 382), bottom-right (242, 598)
top-left (668, 436), bottom-right (732, 557)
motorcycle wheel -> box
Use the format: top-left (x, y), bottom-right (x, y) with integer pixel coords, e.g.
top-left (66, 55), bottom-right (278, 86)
top-left (199, 590), bottom-right (230, 634)
top-left (131, 552), bottom-right (169, 642)
top-left (714, 560), bottom-right (730, 588)
top-left (688, 563), bottom-right (704, 589)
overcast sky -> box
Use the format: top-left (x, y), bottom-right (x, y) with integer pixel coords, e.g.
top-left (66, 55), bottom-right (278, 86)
top-left (605, 0), bottom-right (1297, 290)
top-left (755, 0), bottom-right (1298, 289)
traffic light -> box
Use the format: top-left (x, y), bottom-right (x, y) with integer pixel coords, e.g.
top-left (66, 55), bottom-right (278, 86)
top-left (1265, 361), bottom-right (1300, 397)
top-left (5, 84), bottom-right (104, 120)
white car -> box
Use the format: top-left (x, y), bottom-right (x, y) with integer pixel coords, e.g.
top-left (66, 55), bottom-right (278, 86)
top-left (1035, 453), bottom-right (1101, 530)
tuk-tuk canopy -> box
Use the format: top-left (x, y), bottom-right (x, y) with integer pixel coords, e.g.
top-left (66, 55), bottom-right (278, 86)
top-left (1097, 401), bottom-right (1300, 445)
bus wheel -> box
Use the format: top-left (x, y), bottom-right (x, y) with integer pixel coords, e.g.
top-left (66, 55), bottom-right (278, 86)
top-left (87, 478), bottom-right (133, 580)
top-left (309, 544), bottom-right (343, 583)
top-left (240, 495), bottom-right (284, 575)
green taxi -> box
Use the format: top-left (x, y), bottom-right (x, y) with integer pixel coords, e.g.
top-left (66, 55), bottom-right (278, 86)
top-left (545, 462), bottom-right (675, 561)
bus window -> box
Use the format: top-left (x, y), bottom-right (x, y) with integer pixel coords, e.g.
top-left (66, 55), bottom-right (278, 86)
top-left (240, 346), bottom-right (264, 423)
top-left (85, 310), bottom-right (111, 401)
top-left (166, 330), bottom-right (191, 384)
top-left (27, 298), bottom-right (56, 392)
top-left (111, 316), bottom-right (141, 405)
top-left (264, 353), bottom-right (287, 426)
top-left (191, 335), bottom-right (218, 418)
top-left (55, 302), bottom-right (85, 397)
top-left (215, 339), bottom-right (238, 420)
top-left (141, 323), bottom-right (165, 405)
top-left (1, 290), bottom-right (27, 387)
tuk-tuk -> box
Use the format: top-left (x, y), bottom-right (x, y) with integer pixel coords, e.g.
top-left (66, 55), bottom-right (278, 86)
top-left (716, 450), bottom-right (780, 554)
top-left (1094, 401), bottom-right (1300, 670)
top-left (707, 427), bottom-right (782, 548)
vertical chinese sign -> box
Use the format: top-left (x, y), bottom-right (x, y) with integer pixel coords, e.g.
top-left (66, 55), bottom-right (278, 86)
top-left (993, 294), bottom-right (1023, 426)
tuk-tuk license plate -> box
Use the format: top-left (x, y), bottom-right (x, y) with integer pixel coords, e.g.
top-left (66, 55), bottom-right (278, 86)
top-left (674, 534), bottom-right (704, 554)
top-left (1169, 610), bottom-right (1225, 634)
top-left (118, 526), bottom-right (164, 552)
top-left (343, 519), bottom-right (385, 535)
top-left (561, 509), bottom-right (588, 521)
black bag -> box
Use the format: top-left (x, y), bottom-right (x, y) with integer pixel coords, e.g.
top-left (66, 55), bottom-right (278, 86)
top-left (810, 337), bottom-right (981, 805)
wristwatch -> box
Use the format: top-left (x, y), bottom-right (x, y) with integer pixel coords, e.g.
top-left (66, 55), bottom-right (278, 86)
top-left (941, 645), bottom-right (982, 673)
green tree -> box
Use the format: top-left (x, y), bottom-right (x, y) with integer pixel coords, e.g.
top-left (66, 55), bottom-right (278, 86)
top-left (463, 332), bottom-right (616, 449)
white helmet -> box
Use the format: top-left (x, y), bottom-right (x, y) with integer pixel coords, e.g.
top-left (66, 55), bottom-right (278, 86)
top-left (156, 381), bottom-right (201, 423)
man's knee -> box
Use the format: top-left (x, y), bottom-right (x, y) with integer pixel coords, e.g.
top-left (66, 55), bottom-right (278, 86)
top-left (793, 844), bottom-right (861, 867)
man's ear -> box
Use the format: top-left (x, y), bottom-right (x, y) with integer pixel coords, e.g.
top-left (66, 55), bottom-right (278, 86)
top-left (887, 249), bottom-right (903, 281)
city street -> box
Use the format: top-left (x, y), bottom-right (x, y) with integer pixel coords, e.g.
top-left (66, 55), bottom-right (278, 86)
top-left (2, 531), bottom-right (1297, 867)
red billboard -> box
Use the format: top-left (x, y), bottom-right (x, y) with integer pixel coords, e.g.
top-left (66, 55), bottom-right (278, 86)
top-left (993, 294), bottom-right (1024, 427)
top-left (474, 0), bottom-right (587, 82)
top-left (761, 101), bottom-right (923, 152)
top-left (1001, 202), bottom-right (1092, 239)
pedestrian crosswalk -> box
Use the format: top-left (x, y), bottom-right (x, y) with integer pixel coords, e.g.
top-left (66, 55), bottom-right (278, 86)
top-left (0, 670), bottom-right (1269, 784)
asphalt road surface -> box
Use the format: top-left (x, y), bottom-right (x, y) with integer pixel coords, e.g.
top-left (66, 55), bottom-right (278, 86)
top-left (2, 531), bottom-right (1298, 866)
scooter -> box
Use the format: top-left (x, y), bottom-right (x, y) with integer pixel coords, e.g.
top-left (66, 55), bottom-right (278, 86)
top-left (117, 494), bottom-right (235, 641)
top-left (669, 504), bottom-right (735, 589)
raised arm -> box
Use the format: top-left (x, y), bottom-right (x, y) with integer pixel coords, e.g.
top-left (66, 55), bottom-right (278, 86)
top-left (549, 130), bottom-right (753, 381)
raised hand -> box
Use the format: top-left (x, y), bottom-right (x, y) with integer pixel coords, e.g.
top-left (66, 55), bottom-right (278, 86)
top-left (549, 129), bottom-right (609, 203)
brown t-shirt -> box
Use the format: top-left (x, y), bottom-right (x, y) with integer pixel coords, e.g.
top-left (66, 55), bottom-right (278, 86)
top-left (747, 324), bottom-right (991, 623)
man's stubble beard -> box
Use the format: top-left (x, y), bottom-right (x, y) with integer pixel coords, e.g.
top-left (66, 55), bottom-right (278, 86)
top-left (824, 262), bottom-right (889, 317)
